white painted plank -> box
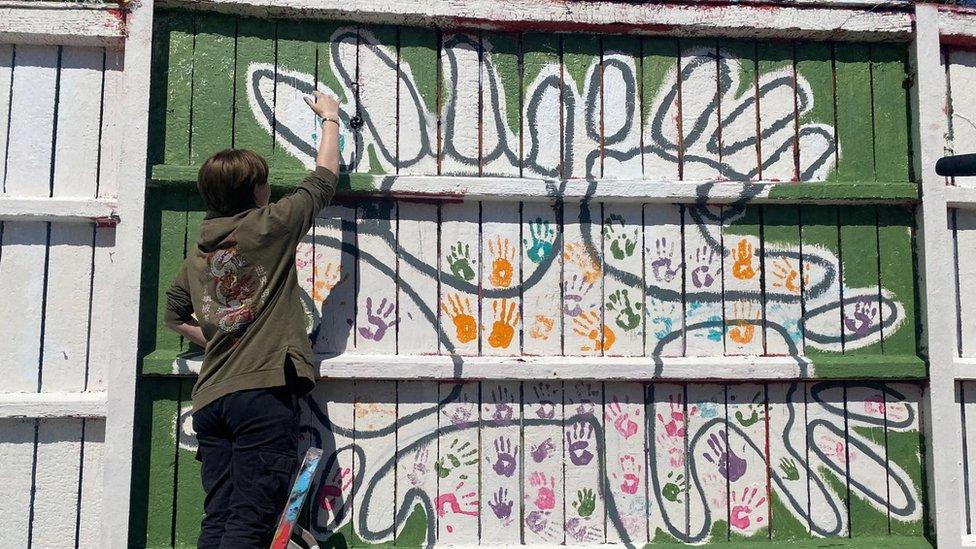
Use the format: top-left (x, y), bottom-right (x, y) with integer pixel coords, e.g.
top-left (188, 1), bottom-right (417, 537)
top-left (523, 380), bottom-right (564, 544)
top-left (440, 201), bottom-right (480, 355)
top-left (726, 382), bottom-right (770, 539)
top-left (957, 209), bottom-right (976, 358)
top-left (563, 380), bottom-right (605, 544)
top-left (522, 40), bottom-right (561, 179)
top-left (966, 382), bottom-right (976, 537)
top-left (0, 222), bottom-right (48, 392)
top-left (308, 379), bottom-right (356, 540)
top-left (53, 46), bottom-right (103, 198)
top-left (758, 46), bottom-right (797, 182)
top-left (480, 33), bottom-right (520, 177)
top-left (479, 380), bottom-right (521, 542)
top-left (83, 226), bottom-right (112, 391)
top-left (601, 38), bottom-right (642, 179)
top-left (602, 202), bottom-right (644, 356)
top-left (719, 41), bottom-right (759, 181)
top-left (296, 228), bottom-right (316, 335)
top-left (647, 383), bottom-right (687, 542)
top-left (357, 27), bottom-right (398, 174)
top-left (949, 50), bottom-right (976, 188)
top-left (563, 202), bottom-right (604, 356)
top-left (644, 204), bottom-right (684, 357)
top-left (642, 38), bottom-right (680, 182)
top-left (805, 382), bottom-right (849, 537)
top-left (604, 381), bottom-right (648, 544)
top-left (355, 201), bottom-right (398, 353)
top-left (77, 418), bottom-right (104, 549)
top-left (764, 216), bottom-right (805, 356)
top-left (6, 44), bottom-right (58, 196)
top-left (521, 201), bottom-right (561, 356)
top-left (766, 382), bottom-right (812, 538)
top-left (680, 41), bottom-right (720, 181)
top-left (394, 381), bottom-right (439, 542)
top-left (801, 216), bottom-right (844, 355)
top-left (437, 381), bottom-right (480, 543)
top-left (481, 203), bottom-right (520, 356)
top-left (327, 25), bottom-right (360, 172)
top-left (562, 36), bottom-right (600, 180)
top-left (31, 418), bottom-right (84, 549)
top-left (312, 207), bottom-right (356, 355)
top-left (686, 383), bottom-right (728, 543)
top-left (397, 30), bottom-right (438, 176)
top-left (724, 214), bottom-right (764, 356)
top-left (0, 44), bottom-right (14, 188)
top-left (0, 419), bottom-right (35, 548)
top-left (396, 202), bottom-right (439, 354)
top-left (96, 48), bottom-right (123, 199)
top-left (441, 31), bottom-right (481, 176)
top-left (353, 380), bottom-right (397, 543)
top-left (684, 205), bottom-right (724, 356)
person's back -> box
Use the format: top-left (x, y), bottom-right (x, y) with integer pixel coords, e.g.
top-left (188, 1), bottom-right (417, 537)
top-left (164, 91), bottom-right (341, 549)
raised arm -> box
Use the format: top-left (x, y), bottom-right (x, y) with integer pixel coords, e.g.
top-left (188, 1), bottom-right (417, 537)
top-left (305, 91), bottom-right (341, 175)
top-left (164, 263), bottom-right (208, 348)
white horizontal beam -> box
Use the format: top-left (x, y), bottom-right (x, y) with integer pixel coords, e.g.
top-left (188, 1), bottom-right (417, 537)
top-left (944, 185), bottom-right (976, 209)
top-left (0, 2), bottom-right (125, 47)
top-left (0, 391), bottom-right (107, 418)
top-left (940, 5), bottom-right (976, 47)
top-left (955, 357), bottom-right (976, 380)
top-left (157, 0), bottom-right (912, 42)
top-left (0, 196), bottom-right (120, 224)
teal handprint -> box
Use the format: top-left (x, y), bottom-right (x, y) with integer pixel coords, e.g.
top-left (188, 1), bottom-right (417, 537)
top-left (447, 242), bottom-right (476, 282)
top-left (606, 289), bottom-right (642, 332)
top-left (779, 457), bottom-right (800, 481)
top-left (604, 214), bottom-right (637, 260)
top-left (524, 217), bottom-right (555, 264)
top-left (572, 488), bottom-right (597, 518)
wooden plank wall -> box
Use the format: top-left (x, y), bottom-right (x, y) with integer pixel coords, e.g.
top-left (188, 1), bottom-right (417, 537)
top-left (0, 43), bottom-right (119, 548)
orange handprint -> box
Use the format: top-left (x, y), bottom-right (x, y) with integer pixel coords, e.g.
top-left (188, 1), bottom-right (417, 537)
top-left (441, 293), bottom-right (478, 343)
top-left (771, 257), bottom-right (807, 294)
top-left (731, 238), bottom-right (756, 280)
top-left (312, 263), bottom-right (348, 302)
top-left (488, 236), bottom-right (516, 288)
top-left (529, 315), bottom-right (555, 341)
top-left (563, 242), bottom-right (601, 284)
top-left (573, 310), bottom-right (616, 352)
top-left (729, 300), bottom-right (760, 345)
top-left (488, 299), bottom-right (520, 349)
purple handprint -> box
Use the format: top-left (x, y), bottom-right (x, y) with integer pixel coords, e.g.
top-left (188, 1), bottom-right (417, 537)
top-left (490, 386), bottom-right (515, 427)
top-left (531, 437), bottom-right (556, 463)
top-left (566, 517), bottom-right (601, 542)
top-left (491, 436), bottom-right (518, 477)
top-left (566, 421), bottom-right (595, 466)
top-left (843, 298), bottom-right (878, 338)
top-left (704, 429), bottom-right (746, 482)
top-left (489, 487), bottom-right (513, 520)
top-left (690, 246), bottom-right (717, 289)
top-left (651, 237), bottom-right (682, 282)
top-left (525, 510), bottom-right (551, 534)
top-left (562, 274), bottom-right (594, 317)
top-left (358, 297), bottom-right (398, 341)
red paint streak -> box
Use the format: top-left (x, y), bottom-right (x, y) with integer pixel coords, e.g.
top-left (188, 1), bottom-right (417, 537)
top-left (446, 16), bottom-right (674, 36)
top-left (942, 33), bottom-right (976, 49)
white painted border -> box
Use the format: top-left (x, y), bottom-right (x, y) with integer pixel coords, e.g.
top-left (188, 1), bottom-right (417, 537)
top-left (154, 0), bottom-right (912, 41)
top-left (0, 196), bottom-right (119, 223)
top-left (0, 392), bottom-right (107, 419)
top-left (0, 2), bottom-right (125, 47)
top-left (940, 5), bottom-right (976, 45)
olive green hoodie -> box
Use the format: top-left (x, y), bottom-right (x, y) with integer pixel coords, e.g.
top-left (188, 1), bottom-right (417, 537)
top-left (165, 167), bottom-right (338, 411)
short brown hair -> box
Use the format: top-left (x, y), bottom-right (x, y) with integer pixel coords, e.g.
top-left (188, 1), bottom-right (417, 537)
top-left (197, 149), bottom-right (269, 216)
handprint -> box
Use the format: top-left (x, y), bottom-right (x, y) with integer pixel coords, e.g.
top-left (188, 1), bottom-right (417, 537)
top-left (566, 421), bottom-right (595, 466)
top-left (435, 439), bottom-right (478, 479)
top-left (729, 300), bottom-right (760, 345)
top-left (487, 236), bottom-right (515, 288)
top-left (532, 383), bottom-right (558, 420)
top-left (656, 394), bottom-right (689, 438)
top-left (531, 437), bottom-right (556, 463)
top-left (442, 391), bottom-right (476, 427)
top-left (607, 394), bottom-right (640, 439)
top-left (488, 487), bottom-right (514, 520)
top-left (317, 466), bottom-right (353, 513)
top-left (566, 517), bottom-right (602, 542)
top-left (573, 310), bottom-right (616, 353)
top-left (435, 481), bottom-right (479, 530)
top-left (650, 237), bottom-right (681, 282)
top-left (844, 297), bottom-right (878, 338)
top-left (647, 297), bottom-right (678, 341)
top-left (563, 242), bottom-right (601, 284)
top-left (657, 432), bottom-right (686, 467)
top-left (704, 429), bottom-right (747, 482)
top-left (446, 242), bottom-right (476, 282)
top-left (529, 472), bottom-right (558, 510)
top-left (489, 436), bottom-right (518, 477)
top-left (524, 217), bottom-right (556, 264)
top-left (572, 488), bottom-right (597, 518)
top-left (662, 471), bottom-right (686, 503)
top-left (529, 314), bottom-right (555, 341)
top-left (441, 293), bottom-right (478, 343)
top-left (358, 296), bottom-right (398, 341)
top-left (489, 386), bottom-right (515, 426)
top-left (729, 486), bottom-right (767, 532)
top-left (733, 391), bottom-right (764, 427)
top-left (311, 262), bottom-right (348, 302)
top-left (487, 298), bottom-right (519, 349)
top-left (606, 288), bottom-right (642, 332)
top-left (612, 455), bottom-right (642, 495)
top-left (690, 245), bottom-right (718, 288)
top-left (604, 214), bottom-right (637, 259)
top-left (731, 238), bottom-right (757, 280)
top-left (562, 274), bottom-right (595, 317)
top-left (771, 257), bottom-right (807, 294)
top-left (778, 457), bottom-right (800, 481)
top-left (406, 444), bottom-right (431, 487)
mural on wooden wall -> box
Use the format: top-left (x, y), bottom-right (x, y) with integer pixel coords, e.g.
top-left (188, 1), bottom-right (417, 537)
top-left (136, 10), bottom-right (923, 548)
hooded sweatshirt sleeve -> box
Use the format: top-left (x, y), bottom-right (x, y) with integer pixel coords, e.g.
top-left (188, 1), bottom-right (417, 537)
top-left (164, 261), bottom-right (194, 330)
top-left (264, 166), bottom-right (339, 242)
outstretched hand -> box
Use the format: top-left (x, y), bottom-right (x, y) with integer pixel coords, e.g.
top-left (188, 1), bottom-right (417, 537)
top-left (304, 90), bottom-right (339, 119)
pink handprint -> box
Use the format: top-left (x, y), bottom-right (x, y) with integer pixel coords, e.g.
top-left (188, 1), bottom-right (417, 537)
top-left (607, 395), bottom-right (640, 439)
top-left (611, 455), bottom-right (642, 495)
top-left (529, 472), bottom-right (557, 510)
top-left (657, 394), bottom-right (689, 438)
top-left (317, 466), bottom-right (353, 512)
top-left (729, 486), bottom-right (767, 532)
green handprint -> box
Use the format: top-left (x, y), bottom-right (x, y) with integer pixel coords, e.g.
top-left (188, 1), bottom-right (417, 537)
top-left (779, 457), bottom-right (800, 481)
top-left (662, 471), bottom-right (686, 503)
top-left (434, 439), bottom-right (478, 479)
top-left (606, 289), bottom-right (642, 331)
top-left (447, 242), bottom-right (476, 282)
top-left (572, 488), bottom-right (597, 518)
top-left (604, 215), bottom-right (637, 260)
top-left (733, 391), bottom-right (765, 427)
top-left (524, 217), bottom-right (556, 264)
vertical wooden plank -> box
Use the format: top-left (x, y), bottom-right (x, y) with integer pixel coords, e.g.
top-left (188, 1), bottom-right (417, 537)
top-left (234, 17), bottom-right (276, 158)
top-left (726, 383), bottom-right (770, 540)
top-left (718, 40), bottom-right (759, 181)
top-left (642, 38), bottom-right (680, 181)
top-left (647, 383), bottom-right (687, 543)
top-left (481, 31), bottom-right (521, 177)
top-left (0, 222), bottom-right (48, 391)
top-left (644, 204), bottom-right (684, 357)
top-left (844, 383), bottom-right (890, 537)
top-left (563, 202), bottom-right (605, 355)
top-left (296, 228), bottom-right (316, 336)
top-left (602, 35), bottom-right (642, 179)
top-left (158, 12), bottom-right (194, 167)
top-left (481, 204), bottom-right (521, 356)
top-left (397, 202), bottom-right (439, 354)
top-left (757, 42), bottom-right (797, 182)
top-left (139, 189), bottom-right (189, 360)
top-left (440, 201), bottom-right (480, 355)
top-left (522, 33), bottom-right (561, 179)
top-left (143, 378), bottom-right (180, 547)
top-left (437, 382), bottom-right (480, 544)
top-left (353, 381), bottom-right (397, 545)
top-left (684, 205), bottom-right (724, 356)
top-left (603, 203), bottom-right (643, 356)
top-left (800, 205), bottom-right (843, 359)
top-left (441, 30), bottom-right (481, 176)
top-left (522, 201), bottom-right (562, 356)
top-left (957, 209), bottom-right (976, 357)
top-left (604, 381), bottom-right (648, 544)
top-left (794, 41), bottom-right (836, 181)
top-left (963, 383), bottom-right (976, 536)
top-left (313, 207), bottom-right (357, 355)
top-left (884, 382), bottom-right (926, 536)
top-left (839, 206), bottom-right (881, 356)
top-left (325, 24), bottom-right (361, 172)
top-left (564, 381), bottom-right (605, 544)
top-left (523, 381), bottom-right (564, 544)
top-left (877, 205), bottom-right (917, 361)
top-left (805, 382), bottom-right (849, 538)
top-left (948, 50), bottom-right (976, 187)
top-left (870, 44), bottom-right (910, 183)
top-left (189, 12), bottom-right (236, 165)
top-left (356, 201), bottom-right (398, 353)
top-left (480, 381), bottom-right (521, 542)
top-left (357, 25), bottom-right (399, 174)
top-left (0, 419), bottom-right (36, 548)
top-left (77, 419), bottom-right (106, 548)
top-left (174, 380), bottom-right (204, 547)
top-left (274, 19), bottom-right (321, 172)
top-left (766, 382), bottom-right (813, 540)
top-left (394, 381), bottom-right (439, 544)
top-left (763, 205), bottom-right (804, 356)
top-left (680, 39), bottom-right (720, 181)
top-left (724, 207), bottom-right (763, 356)
top-left (53, 46), bottom-right (103, 197)
top-left (0, 44), bottom-right (13, 186)
top-left (832, 43), bottom-right (874, 182)
top-left (308, 380), bottom-right (357, 542)
top-left (6, 44), bottom-right (57, 195)
top-left (398, 27), bottom-right (439, 175)
top-left (686, 383), bottom-right (728, 543)
top-left (32, 419), bottom-right (83, 548)
top-left (561, 34), bottom-right (600, 180)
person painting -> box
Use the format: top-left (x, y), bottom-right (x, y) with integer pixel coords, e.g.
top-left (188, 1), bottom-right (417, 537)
top-left (164, 91), bottom-right (341, 548)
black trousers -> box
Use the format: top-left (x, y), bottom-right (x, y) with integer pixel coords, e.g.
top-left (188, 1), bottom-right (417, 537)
top-left (193, 386), bottom-right (300, 549)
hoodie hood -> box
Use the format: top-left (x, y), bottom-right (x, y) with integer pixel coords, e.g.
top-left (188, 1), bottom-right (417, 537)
top-left (197, 210), bottom-right (251, 253)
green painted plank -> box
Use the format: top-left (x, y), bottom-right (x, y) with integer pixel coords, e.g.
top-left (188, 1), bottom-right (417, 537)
top-left (141, 187), bottom-right (189, 359)
top-left (885, 383), bottom-right (927, 537)
top-left (159, 10), bottom-right (195, 166)
top-left (794, 41), bottom-right (835, 181)
top-left (877, 205), bottom-right (917, 359)
top-left (184, 193), bottom-right (207, 353)
top-left (174, 378), bottom-right (205, 547)
top-left (234, 16), bottom-right (277, 157)
top-left (642, 38), bottom-right (679, 112)
top-left (189, 12), bottom-right (236, 164)
top-left (483, 31), bottom-right (521, 144)
top-left (800, 205), bottom-right (842, 365)
top-left (833, 43), bottom-right (874, 183)
top-left (871, 44), bottom-right (911, 183)
top-left (270, 19), bottom-right (319, 172)
top-left (399, 27), bottom-right (438, 115)
top-left (561, 33), bottom-right (599, 100)
top-left (838, 206), bottom-right (881, 357)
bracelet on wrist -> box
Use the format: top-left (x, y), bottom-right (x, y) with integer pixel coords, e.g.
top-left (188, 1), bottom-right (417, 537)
top-left (320, 115), bottom-right (340, 128)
